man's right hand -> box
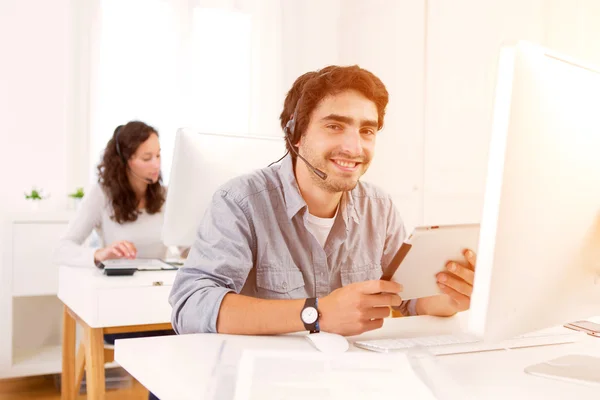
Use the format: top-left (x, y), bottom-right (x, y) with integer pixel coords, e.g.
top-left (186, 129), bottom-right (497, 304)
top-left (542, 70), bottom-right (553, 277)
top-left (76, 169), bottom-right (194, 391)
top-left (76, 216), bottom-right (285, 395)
top-left (94, 240), bottom-right (137, 263)
top-left (318, 280), bottom-right (403, 336)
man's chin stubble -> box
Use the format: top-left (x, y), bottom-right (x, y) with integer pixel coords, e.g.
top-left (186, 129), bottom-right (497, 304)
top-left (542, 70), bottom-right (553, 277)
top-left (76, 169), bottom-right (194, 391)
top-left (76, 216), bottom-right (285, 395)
top-left (314, 176), bottom-right (360, 193)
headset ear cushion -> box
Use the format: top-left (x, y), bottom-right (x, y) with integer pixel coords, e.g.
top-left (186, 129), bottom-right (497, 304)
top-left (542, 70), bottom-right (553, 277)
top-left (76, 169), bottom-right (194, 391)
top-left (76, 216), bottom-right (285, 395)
top-left (286, 118), bottom-right (295, 136)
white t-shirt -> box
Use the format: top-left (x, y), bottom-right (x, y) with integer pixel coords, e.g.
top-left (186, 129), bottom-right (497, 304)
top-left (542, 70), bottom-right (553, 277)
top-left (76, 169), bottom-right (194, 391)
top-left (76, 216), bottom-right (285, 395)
top-left (305, 210), bottom-right (337, 248)
top-left (54, 183), bottom-right (168, 267)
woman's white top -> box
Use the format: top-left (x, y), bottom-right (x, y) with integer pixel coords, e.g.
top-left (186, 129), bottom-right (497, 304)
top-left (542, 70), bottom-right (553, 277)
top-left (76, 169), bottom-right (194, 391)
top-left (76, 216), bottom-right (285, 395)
top-left (54, 183), bottom-right (168, 267)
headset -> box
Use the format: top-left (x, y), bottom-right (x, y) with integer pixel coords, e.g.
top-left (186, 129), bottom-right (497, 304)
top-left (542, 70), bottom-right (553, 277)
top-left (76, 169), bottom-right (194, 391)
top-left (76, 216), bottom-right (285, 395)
top-left (282, 70), bottom-right (335, 180)
top-left (283, 112), bottom-right (327, 180)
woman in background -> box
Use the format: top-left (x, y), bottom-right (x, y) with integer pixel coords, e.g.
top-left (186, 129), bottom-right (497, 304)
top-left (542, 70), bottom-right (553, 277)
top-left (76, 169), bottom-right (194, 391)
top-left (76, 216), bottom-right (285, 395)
top-left (55, 120), bottom-right (168, 266)
top-left (54, 120), bottom-right (174, 400)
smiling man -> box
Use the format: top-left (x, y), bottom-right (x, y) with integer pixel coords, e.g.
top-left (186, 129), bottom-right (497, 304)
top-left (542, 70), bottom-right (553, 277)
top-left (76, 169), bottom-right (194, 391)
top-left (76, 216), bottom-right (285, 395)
top-left (169, 65), bottom-right (476, 336)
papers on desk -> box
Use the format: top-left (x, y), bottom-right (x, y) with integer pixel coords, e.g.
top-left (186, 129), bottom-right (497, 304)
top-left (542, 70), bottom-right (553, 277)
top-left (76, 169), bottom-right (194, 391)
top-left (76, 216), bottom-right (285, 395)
top-left (233, 350), bottom-right (437, 400)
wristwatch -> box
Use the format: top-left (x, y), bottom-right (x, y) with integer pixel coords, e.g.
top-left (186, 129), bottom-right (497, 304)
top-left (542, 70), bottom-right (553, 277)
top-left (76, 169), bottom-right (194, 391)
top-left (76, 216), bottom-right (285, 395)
top-left (300, 297), bottom-right (320, 333)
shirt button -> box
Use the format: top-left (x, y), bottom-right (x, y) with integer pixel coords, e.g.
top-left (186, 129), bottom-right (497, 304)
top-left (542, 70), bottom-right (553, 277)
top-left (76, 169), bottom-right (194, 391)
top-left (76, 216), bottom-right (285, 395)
top-left (281, 282), bottom-right (287, 289)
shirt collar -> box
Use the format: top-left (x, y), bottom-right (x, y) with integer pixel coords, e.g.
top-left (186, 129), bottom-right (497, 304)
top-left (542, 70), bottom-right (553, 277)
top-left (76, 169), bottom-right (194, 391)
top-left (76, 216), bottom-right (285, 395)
top-left (277, 154), bottom-right (306, 220)
top-left (277, 154), bottom-right (360, 226)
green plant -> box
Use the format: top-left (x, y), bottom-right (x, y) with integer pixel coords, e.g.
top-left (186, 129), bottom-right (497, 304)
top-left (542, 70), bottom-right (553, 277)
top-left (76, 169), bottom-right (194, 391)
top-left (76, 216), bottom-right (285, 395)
top-left (24, 187), bottom-right (48, 201)
top-left (68, 187), bottom-right (85, 199)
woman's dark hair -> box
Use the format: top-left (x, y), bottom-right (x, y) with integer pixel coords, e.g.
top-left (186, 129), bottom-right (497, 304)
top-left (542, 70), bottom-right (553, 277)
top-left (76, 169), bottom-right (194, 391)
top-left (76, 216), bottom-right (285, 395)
top-left (97, 121), bottom-right (165, 224)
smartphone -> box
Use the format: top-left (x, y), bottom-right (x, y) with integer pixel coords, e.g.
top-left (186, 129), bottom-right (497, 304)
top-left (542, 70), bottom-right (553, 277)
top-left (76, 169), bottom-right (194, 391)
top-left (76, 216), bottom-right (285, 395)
top-left (563, 320), bottom-right (600, 337)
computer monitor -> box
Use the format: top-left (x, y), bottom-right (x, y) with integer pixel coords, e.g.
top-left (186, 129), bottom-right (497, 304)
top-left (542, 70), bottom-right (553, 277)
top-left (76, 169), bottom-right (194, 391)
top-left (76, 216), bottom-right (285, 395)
top-left (468, 41), bottom-right (600, 342)
top-left (162, 129), bottom-right (284, 247)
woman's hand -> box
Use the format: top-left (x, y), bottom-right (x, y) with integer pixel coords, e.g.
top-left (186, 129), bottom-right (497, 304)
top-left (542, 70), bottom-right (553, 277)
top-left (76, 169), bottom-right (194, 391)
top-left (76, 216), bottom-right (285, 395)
top-left (94, 240), bottom-right (137, 263)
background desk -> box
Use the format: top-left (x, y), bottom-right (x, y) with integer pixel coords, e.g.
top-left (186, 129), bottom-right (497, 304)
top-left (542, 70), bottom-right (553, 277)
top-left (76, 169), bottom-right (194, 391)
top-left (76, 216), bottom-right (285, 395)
top-left (58, 265), bottom-right (176, 400)
top-left (115, 314), bottom-right (600, 400)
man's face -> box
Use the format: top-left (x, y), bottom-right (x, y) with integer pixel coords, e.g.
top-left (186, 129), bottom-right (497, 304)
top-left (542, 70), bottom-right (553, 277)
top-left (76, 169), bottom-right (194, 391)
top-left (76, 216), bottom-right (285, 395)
top-left (296, 90), bottom-right (378, 193)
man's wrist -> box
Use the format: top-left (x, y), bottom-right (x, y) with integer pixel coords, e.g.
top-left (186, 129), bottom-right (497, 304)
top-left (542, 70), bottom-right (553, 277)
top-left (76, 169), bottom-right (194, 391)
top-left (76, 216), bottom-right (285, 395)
top-left (300, 297), bottom-right (320, 333)
top-left (415, 298), bottom-right (425, 316)
top-left (416, 295), bottom-right (458, 317)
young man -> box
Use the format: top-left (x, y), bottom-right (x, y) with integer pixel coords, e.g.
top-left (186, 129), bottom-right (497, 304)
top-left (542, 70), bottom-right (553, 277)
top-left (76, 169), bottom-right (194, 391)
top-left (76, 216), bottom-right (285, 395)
top-left (169, 65), bottom-right (476, 336)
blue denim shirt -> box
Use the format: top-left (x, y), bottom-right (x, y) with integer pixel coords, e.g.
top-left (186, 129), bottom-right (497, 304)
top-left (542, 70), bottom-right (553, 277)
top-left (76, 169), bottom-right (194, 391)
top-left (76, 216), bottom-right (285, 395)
top-left (169, 154), bottom-right (415, 333)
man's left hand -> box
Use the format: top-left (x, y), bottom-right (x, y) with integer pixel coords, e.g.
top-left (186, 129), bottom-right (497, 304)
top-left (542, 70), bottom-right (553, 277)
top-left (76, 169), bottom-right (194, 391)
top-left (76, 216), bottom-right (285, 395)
top-left (435, 249), bottom-right (476, 313)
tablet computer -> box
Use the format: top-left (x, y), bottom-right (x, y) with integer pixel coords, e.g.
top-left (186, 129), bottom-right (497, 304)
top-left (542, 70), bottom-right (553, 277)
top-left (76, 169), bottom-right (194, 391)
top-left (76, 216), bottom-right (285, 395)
top-left (101, 258), bottom-right (177, 276)
top-left (382, 223), bottom-right (480, 300)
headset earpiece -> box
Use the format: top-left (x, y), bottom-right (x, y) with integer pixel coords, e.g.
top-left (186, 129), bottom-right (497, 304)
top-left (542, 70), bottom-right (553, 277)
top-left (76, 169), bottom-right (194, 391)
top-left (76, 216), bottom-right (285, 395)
top-left (115, 127), bottom-right (126, 164)
top-left (285, 117), bottom-right (295, 137)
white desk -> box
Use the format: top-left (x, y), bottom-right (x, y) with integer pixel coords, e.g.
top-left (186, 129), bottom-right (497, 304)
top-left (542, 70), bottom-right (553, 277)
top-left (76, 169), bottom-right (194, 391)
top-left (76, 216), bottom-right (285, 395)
top-left (57, 265), bottom-right (176, 399)
top-left (115, 314), bottom-right (600, 400)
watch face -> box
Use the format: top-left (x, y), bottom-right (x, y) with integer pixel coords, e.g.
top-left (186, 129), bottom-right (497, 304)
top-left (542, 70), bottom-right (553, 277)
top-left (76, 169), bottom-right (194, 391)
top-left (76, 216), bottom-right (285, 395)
top-left (301, 307), bottom-right (318, 324)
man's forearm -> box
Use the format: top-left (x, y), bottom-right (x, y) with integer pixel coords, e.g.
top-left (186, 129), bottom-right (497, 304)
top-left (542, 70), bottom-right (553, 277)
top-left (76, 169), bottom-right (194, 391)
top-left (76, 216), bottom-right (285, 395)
top-left (217, 293), bottom-right (306, 335)
top-left (415, 294), bottom-right (457, 317)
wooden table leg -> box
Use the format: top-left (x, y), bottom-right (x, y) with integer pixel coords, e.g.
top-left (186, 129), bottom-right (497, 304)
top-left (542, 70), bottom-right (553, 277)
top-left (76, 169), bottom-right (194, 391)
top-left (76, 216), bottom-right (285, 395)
top-left (61, 305), bottom-right (76, 400)
top-left (83, 324), bottom-right (105, 400)
top-left (75, 342), bottom-right (86, 395)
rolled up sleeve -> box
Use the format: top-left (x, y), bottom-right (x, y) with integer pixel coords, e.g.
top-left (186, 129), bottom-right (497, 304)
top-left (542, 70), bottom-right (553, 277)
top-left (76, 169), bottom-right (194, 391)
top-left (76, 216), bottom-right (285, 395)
top-left (169, 189), bottom-right (255, 334)
top-left (395, 298), bottom-right (418, 316)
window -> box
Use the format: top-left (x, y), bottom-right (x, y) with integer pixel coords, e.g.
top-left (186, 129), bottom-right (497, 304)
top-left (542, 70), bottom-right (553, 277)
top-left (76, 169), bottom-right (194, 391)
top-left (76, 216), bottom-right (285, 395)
top-left (90, 0), bottom-right (253, 184)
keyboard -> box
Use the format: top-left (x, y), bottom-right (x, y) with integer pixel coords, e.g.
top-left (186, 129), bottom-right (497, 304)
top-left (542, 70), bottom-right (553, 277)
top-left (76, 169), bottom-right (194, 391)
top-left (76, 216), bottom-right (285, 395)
top-left (353, 331), bottom-right (581, 355)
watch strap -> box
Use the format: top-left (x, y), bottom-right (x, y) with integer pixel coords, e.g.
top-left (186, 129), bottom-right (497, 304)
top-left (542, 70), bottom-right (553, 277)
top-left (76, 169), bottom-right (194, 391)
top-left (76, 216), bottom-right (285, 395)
top-left (301, 297), bottom-right (320, 333)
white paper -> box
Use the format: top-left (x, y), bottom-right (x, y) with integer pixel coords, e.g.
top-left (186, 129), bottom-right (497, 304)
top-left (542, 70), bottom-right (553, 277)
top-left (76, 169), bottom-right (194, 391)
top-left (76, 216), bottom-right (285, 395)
top-left (233, 350), bottom-right (437, 400)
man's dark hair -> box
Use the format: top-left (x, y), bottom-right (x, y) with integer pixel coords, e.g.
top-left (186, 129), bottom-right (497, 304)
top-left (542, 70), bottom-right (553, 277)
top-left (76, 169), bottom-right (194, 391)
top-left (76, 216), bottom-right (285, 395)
top-left (279, 65), bottom-right (389, 159)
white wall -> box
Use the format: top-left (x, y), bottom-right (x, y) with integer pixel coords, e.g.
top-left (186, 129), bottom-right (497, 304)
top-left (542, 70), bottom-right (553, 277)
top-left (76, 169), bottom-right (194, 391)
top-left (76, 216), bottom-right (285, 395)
top-left (280, 0), bottom-right (342, 87)
top-left (0, 0), bottom-right (83, 307)
top-left (0, 0), bottom-right (77, 213)
top-left (423, 0), bottom-right (546, 225)
top-left (543, 0), bottom-right (600, 66)
top-left (423, 0), bottom-right (600, 226)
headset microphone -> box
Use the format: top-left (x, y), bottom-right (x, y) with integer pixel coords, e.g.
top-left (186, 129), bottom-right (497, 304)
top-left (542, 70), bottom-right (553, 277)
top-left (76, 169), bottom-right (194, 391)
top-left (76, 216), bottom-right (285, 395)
top-left (128, 169), bottom-right (154, 184)
top-left (284, 118), bottom-right (328, 180)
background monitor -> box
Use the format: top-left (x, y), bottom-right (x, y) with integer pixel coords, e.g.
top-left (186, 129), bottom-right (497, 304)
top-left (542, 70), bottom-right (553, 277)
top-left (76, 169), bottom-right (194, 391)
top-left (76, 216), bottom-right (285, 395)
top-left (162, 129), bottom-right (284, 247)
